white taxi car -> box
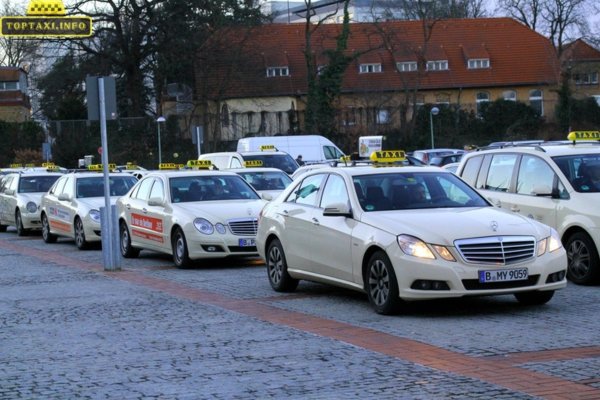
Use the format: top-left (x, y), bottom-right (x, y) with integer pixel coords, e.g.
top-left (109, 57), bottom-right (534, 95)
top-left (40, 172), bottom-right (138, 249)
top-left (257, 164), bottom-right (567, 314)
top-left (0, 172), bottom-right (62, 235)
top-left (230, 167), bottom-right (293, 200)
top-left (116, 170), bottom-right (267, 268)
top-left (457, 132), bottom-right (600, 284)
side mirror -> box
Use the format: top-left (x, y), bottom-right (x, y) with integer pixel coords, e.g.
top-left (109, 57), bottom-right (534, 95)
top-left (148, 197), bottom-right (165, 207)
top-left (532, 185), bottom-right (553, 197)
top-left (261, 192), bottom-right (273, 201)
top-left (58, 193), bottom-right (72, 201)
top-left (322, 202), bottom-right (352, 217)
top-left (4, 189), bottom-right (15, 195)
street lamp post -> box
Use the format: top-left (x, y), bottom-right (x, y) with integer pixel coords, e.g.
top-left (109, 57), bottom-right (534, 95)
top-left (429, 106), bottom-right (439, 149)
top-left (156, 116), bottom-right (166, 165)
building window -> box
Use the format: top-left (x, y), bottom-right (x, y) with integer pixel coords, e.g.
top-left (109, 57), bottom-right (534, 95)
top-left (426, 60), bottom-right (448, 71)
top-left (529, 89), bottom-right (543, 116)
top-left (476, 92), bottom-right (489, 116)
top-left (376, 109), bottom-right (390, 124)
top-left (0, 81), bottom-right (19, 90)
top-left (503, 90), bottom-right (517, 101)
top-left (359, 63), bottom-right (382, 73)
top-left (221, 104), bottom-right (229, 127)
top-left (574, 72), bottom-right (599, 85)
top-left (342, 108), bottom-right (356, 126)
top-left (317, 65), bottom-right (326, 75)
top-left (266, 67), bottom-right (289, 77)
top-left (467, 58), bottom-right (490, 69)
top-left (396, 62), bottom-right (417, 72)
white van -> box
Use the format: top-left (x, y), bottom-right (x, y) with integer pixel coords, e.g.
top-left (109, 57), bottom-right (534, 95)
top-left (237, 135), bottom-right (345, 164)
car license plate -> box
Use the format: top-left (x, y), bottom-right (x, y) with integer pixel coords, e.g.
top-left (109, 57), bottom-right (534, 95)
top-left (239, 238), bottom-right (255, 247)
top-left (479, 268), bottom-right (528, 283)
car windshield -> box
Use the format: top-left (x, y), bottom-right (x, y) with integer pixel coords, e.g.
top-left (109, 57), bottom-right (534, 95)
top-left (236, 170), bottom-right (292, 191)
top-left (553, 154), bottom-right (600, 193)
top-left (169, 175), bottom-right (261, 203)
top-left (353, 171), bottom-right (489, 211)
top-left (18, 175), bottom-right (60, 193)
top-left (241, 154), bottom-right (299, 174)
top-left (76, 176), bottom-right (138, 198)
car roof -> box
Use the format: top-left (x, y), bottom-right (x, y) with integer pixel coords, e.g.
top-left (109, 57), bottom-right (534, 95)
top-left (144, 170), bottom-right (240, 178)
top-left (301, 165), bottom-right (445, 177)
top-left (240, 150), bottom-right (292, 156)
top-left (228, 167), bottom-right (287, 173)
top-left (468, 142), bottom-right (600, 157)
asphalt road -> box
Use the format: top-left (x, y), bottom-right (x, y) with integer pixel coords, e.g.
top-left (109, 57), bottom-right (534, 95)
top-left (1, 228), bottom-right (600, 399)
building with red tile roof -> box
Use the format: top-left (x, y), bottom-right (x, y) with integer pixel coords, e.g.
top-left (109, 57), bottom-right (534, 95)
top-left (178, 18), bottom-right (600, 146)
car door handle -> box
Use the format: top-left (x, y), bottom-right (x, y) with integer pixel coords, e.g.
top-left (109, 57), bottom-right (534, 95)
top-left (510, 205), bottom-right (520, 212)
top-left (125, 203), bottom-right (131, 209)
top-left (142, 208), bottom-right (148, 214)
top-left (312, 217), bottom-right (320, 225)
top-left (282, 209), bottom-right (289, 217)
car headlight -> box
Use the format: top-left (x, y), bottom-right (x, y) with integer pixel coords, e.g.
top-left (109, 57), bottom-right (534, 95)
top-left (538, 228), bottom-right (562, 256)
top-left (215, 223), bottom-right (226, 234)
top-left (397, 234), bottom-right (435, 259)
top-left (26, 201), bottom-right (38, 213)
top-left (194, 218), bottom-right (214, 235)
top-left (432, 245), bottom-right (456, 262)
top-left (89, 209), bottom-right (101, 223)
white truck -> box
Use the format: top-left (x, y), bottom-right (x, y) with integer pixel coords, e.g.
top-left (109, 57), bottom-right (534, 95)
top-left (236, 135), bottom-right (345, 164)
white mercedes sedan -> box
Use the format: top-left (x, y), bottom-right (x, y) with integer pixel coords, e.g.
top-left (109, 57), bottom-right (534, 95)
top-left (256, 165), bottom-right (567, 314)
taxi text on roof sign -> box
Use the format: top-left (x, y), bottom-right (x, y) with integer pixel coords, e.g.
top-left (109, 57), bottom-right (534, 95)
top-left (369, 150), bottom-right (406, 163)
top-left (0, 0), bottom-right (93, 38)
top-left (159, 163), bottom-right (178, 170)
top-left (567, 131), bottom-right (600, 141)
top-left (88, 163), bottom-right (116, 171)
top-left (259, 145), bottom-right (277, 151)
top-left (244, 160), bottom-right (263, 167)
top-left (186, 160), bottom-right (212, 169)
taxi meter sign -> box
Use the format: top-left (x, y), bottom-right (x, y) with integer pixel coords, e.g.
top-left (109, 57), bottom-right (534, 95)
top-left (186, 160), bottom-right (212, 169)
top-left (244, 160), bottom-right (264, 167)
top-left (0, 0), bottom-right (93, 38)
top-left (370, 150), bottom-right (406, 163)
top-left (567, 131), bottom-right (600, 141)
top-left (259, 145), bottom-right (277, 151)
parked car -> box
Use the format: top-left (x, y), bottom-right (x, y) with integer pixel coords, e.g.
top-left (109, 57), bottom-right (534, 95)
top-left (456, 133), bottom-right (600, 284)
top-left (429, 153), bottom-right (464, 167)
top-left (412, 148), bottom-right (465, 165)
top-left (230, 167), bottom-right (293, 200)
top-left (257, 165), bottom-right (566, 314)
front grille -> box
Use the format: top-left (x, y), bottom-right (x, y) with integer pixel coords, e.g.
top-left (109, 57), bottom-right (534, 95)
top-left (228, 218), bottom-right (258, 236)
top-left (455, 236), bottom-right (536, 265)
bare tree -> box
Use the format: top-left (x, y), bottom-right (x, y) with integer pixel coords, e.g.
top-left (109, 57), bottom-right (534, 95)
top-left (0, 0), bottom-right (41, 68)
top-left (373, 0), bottom-right (486, 20)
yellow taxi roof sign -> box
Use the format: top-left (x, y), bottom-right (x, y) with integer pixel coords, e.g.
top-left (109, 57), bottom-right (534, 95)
top-left (567, 131), bottom-right (600, 142)
top-left (88, 163), bottom-right (116, 171)
top-left (244, 160), bottom-right (263, 167)
top-left (369, 150), bottom-right (406, 163)
top-left (259, 145), bottom-right (277, 151)
top-left (186, 160), bottom-right (212, 169)
top-left (42, 162), bottom-right (55, 168)
top-left (159, 163), bottom-right (178, 170)
top-left (9, 163), bottom-right (23, 168)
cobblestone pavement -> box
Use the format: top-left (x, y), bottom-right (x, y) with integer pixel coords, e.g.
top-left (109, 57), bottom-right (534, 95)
top-left (1, 231), bottom-right (600, 399)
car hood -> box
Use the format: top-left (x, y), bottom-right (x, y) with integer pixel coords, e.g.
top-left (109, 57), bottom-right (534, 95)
top-left (171, 199), bottom-right (266, 222)
top-left (76, 197), bottom-right (119, 209)
top-left (19, 193), bottom-right (44, 204)
top-left (360, 207), bottom-right (549, 245)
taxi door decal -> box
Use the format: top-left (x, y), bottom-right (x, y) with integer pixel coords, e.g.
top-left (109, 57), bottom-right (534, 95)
top-left (130, 213), bottom-right (164, 243)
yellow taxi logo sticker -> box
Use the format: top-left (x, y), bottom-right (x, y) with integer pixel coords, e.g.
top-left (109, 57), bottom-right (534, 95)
top-left (88, 163), bottom-right (116, 171)
top-left (159, 163), bottom-right (178, 170)
top-left (567, 131), bottom-right (600, 141)
top-left (186, 160), bottom-right (212, 169)
top-left (244, 160), bottom-right (263, 167)
top-left (370, 150), bottom-right (406, 163)
top-left (1, 0), bottom-right (93, 38)
top-left (260, 145), bottom-right (276, 151)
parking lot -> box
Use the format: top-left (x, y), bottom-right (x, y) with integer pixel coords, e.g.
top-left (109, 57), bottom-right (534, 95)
top-left (1, 229), bottom-right (600, 399)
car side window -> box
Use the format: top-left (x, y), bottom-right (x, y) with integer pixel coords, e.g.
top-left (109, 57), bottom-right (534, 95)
top-left (485, 154), bottom-right (517, 192)
top-left (62, 176), bottom-right (75, 198)
top-left (133, 178), bottom-right (154, 201)
top-left (286, 174), bottom-right (325, 206)
top-left (50, 176), bottom-right (67, 196)
top-left (516, 155), bottom-right (555, 195)
top-left (149, 179), bottom-right (164, 200)
top-left (1, 176), bottom-right (14, 193)
top-left (460, 155), bottom-right (483, 187)
top-left (231, 158), bottom-right (243, 168)
top-left (319, 174), bottom-right (349, 208)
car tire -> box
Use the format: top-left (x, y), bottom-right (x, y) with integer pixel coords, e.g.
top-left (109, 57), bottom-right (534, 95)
top-left (565, 232), bottom-right (600, 285)
top-left (266, 238), bottom-right (298, 292)
top-left (366, 251), bottom-right (403, 315)
top-left (514, 290), bottom-right (555, 305)
top-left (74, 217), bottom-right (89, 250)
top-left (41, 213), bottom-right (57, 243)
top-left (15, 210), bottom-right (28, 237)
top-left (119, 221), bottom-right (140, 258)
top-left (172, 228), bottom-right (192, 268)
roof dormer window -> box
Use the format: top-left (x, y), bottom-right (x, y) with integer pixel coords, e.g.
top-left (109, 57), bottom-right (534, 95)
top-left (359, 63), bottom-right (382, 73)
top-left (396, 62), bottom-right (417, 72)
top-left (266, 67), bottom-right (289, 77)
top-left (468, 58), bottom-right (490, 69)
top-left (426, 60), bottom-right (448, 71)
